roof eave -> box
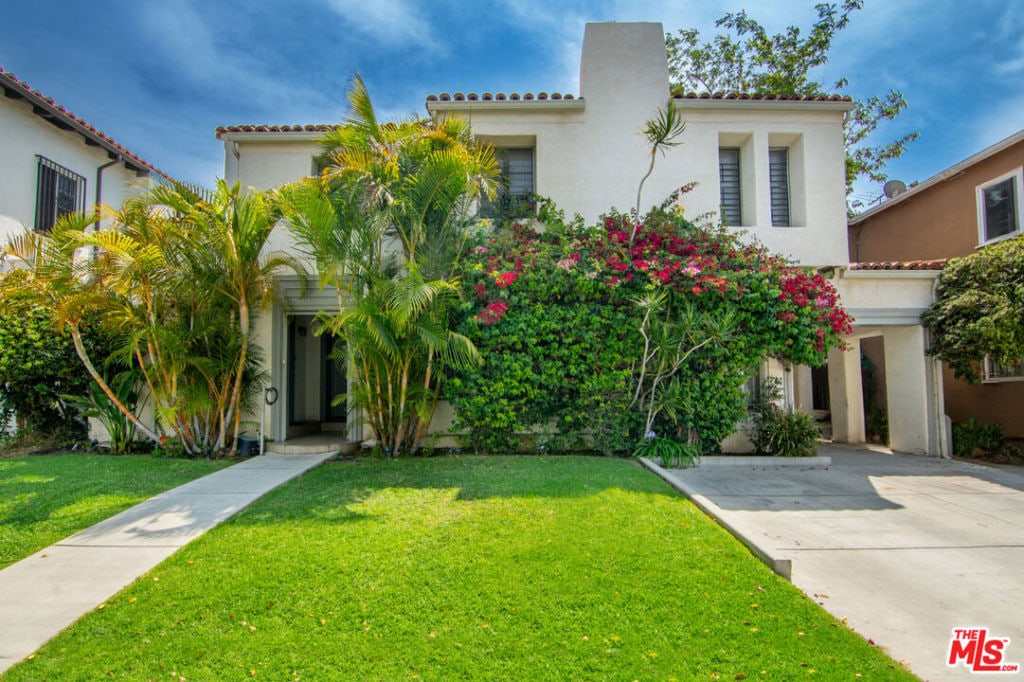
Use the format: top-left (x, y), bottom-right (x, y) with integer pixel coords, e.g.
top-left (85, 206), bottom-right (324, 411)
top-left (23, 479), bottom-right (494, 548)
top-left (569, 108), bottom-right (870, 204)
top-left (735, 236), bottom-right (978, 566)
top-left (850, 128), bottom-right (1024, 225)
top-left (674, 98), bottom-right (855, 113)
top-left (0, 71), bottom-right (162, 178)
top-left (216, 130), bottom-right (330, 142)
top-left (426, 99), bottom-right (586, 114)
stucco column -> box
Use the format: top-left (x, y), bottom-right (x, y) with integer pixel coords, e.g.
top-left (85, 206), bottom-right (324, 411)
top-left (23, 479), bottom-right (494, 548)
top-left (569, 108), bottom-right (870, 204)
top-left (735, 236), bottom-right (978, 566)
top-left (883, 325), bottom-right (931, 455)
top-left (793, 365), bottom-right (814, 414)
top-left (827, 342), bottom-right (865, 443)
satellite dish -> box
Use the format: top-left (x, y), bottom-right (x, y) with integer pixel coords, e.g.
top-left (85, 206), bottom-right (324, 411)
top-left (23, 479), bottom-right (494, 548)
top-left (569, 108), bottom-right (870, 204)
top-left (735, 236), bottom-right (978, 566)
top-left (883, 180), bottom-right (907, 198)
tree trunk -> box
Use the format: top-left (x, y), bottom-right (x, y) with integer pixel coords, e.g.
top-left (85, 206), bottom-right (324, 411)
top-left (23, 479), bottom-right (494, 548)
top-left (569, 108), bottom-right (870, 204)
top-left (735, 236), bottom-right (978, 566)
top-left (71, 323), bottom-right (161, 444)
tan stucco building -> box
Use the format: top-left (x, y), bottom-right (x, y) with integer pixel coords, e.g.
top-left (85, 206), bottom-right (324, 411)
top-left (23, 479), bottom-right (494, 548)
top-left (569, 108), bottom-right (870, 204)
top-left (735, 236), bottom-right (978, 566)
top-left (850, 130), bottom-right (1024, 438)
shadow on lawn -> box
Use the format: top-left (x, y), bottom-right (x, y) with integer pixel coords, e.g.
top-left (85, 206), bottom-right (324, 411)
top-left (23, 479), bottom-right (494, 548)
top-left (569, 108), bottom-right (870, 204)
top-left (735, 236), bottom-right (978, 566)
top-left (232, 455), bottom-right (677, 525)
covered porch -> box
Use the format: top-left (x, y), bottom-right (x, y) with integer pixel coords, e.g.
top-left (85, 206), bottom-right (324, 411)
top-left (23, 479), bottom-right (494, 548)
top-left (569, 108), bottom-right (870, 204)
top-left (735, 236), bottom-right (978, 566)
top-left (823, 266), bottom-right (948, 456)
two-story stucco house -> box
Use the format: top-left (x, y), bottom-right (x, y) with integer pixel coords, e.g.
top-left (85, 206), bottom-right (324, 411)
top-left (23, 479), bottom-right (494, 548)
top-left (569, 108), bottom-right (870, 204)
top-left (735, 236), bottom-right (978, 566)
top-left (218, 22), bottom-right (948, 456)
top-left (850, 129), bottom-right (1024, 439)
top-left (0, 67), bottom-right (165, 249)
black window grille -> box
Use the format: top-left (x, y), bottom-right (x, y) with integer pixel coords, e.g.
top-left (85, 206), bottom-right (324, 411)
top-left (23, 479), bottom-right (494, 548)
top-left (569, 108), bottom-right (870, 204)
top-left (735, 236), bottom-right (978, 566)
top-left (35, 156), bottom-right (86, 231)
top-left (481, 148), bottom-right (535, 218)
top-left (769, 147), bottom-right (790, 227)
top-left (718, 148), bottom-right (741, 226)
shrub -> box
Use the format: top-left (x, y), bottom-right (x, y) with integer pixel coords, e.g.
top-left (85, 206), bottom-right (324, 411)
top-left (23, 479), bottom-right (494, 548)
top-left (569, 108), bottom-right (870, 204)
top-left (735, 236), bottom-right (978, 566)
top-left (447, 201), bottom-right (851, 455)
top-left (0, 284), bottom-right (109, 445)
top-left (745, 376), bottom-right (820, 456)
top-left (64, 367), bottom-right (144, 453)
top-left (768, 411), bottom-right (821, 457)
top-left (633, 435), bottom-right (701, 468)
top-left (866, 409), bottom-right (889, 445)
top-left (952, 418), bottom-right (1005, 457)
top-left (746, 376), bottom-right (783, 455)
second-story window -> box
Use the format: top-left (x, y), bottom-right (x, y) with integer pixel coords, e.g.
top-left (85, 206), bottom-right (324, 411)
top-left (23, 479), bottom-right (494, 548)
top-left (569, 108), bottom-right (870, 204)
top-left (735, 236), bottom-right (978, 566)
top-left (718, 147), bottom-right (741, 226)
top-left (35, 156), bottom-right (86, 232)
top-left (769, 148), bottom-right (791, 227)
top-left (977, 169), bottom-right (1022, 245)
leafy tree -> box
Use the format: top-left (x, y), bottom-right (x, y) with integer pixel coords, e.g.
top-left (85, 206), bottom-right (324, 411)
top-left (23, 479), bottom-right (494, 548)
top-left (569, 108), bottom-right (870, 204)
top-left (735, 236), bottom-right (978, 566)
top-left (1, 182), bottom-right (302, 456)
top-left (278, 74), bottom-right (499, 456)
top-left (665, 1), bottom-right (918, 196)
top-left (0, 275), bottom-right (110, 443)
top-left (922, 236), bottom-right (1024, 382)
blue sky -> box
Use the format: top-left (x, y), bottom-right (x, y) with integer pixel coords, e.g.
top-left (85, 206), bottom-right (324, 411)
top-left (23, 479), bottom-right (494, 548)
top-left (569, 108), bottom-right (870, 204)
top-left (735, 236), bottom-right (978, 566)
top-left (3, 1), bottom-right (1022, 209)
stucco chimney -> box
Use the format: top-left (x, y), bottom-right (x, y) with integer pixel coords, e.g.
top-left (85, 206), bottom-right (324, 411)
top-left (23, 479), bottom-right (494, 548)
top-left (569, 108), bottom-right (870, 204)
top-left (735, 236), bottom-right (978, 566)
top-left (580, 22), bottom-right (670, 114)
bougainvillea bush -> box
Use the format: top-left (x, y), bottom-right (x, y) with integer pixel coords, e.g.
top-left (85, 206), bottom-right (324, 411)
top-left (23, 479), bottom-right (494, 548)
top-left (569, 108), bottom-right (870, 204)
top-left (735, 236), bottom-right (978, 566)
top-left (445, 200), bottom-right (852, 455)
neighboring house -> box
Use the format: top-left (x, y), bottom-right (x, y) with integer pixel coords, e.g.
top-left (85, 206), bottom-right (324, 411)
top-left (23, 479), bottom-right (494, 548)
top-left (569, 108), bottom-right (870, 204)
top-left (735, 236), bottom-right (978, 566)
top-left (0, 66), bottom-right (167, 442)
top-left (218, 22), bottom-right (947, 455)
top-left (0, 66), bottom-right (164, 249)
top-left (849, 129), bottom-right (1024, 439)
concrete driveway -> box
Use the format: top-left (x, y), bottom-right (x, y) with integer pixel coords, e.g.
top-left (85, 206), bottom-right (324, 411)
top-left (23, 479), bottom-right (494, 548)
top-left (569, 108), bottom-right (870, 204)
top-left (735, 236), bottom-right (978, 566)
top-left (646, 445), bottom-right (1024, 682)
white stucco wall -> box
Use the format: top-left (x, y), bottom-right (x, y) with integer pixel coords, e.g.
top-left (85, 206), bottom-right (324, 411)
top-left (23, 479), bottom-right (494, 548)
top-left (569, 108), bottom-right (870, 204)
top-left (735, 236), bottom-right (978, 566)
top-left (218, 21), bottom-right (941, 451)
top-left (428, 22), bottom-right (853, 268)
top-left (220, 135), bottom-right (323, 271)
top-left (834, 269), bottom-right (938, 325)
top-left (0, 96), bottom-right (149, 246)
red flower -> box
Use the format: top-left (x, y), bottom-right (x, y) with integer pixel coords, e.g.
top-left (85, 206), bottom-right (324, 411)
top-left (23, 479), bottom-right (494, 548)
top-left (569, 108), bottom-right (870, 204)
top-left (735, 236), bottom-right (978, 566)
top-left (495, 271), bottom-right (519, 288)
top-left (476, 299), bottom-right (510, 326)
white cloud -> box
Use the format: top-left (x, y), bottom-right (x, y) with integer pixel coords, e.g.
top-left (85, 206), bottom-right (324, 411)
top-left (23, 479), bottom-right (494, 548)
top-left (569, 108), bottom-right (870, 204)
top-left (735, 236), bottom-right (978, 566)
top-left (322, 0), bottom-right (439, 52)
top-left (972, 91), bottom-right (1024, 152)
top-left (133, 3), bottom-right (340, 120)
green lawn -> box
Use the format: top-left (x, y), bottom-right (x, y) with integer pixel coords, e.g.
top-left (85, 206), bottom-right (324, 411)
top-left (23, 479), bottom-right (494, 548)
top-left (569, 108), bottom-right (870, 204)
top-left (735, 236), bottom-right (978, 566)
top-left (0, 454), bottom-right (231, 569)
top-left (2, 456), bottom-right (915, 680)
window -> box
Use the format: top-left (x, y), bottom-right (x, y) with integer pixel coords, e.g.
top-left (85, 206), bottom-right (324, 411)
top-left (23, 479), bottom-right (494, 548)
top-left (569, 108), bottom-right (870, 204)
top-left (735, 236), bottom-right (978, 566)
top-left (481, 147), bottom-right (534, 218)
top-left (718, 147), bottom-right (741, 226)
top-left (769, 147), bottom-right (790, 226)
top-left (983, 356), bottom-right (1024, 383)
top-left (977, 169), bottom-right (1023, 245)
top-left (35, 156), bottom-right (86, 232)
top-left (500, 147), bottom-right (534, 197)
top-left (742, 372), bottom-right (761, 411)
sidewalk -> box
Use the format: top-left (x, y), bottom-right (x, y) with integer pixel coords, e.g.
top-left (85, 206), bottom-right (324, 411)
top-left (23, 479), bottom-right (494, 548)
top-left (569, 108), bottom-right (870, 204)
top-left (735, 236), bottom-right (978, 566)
top-left (643, 446), bottom-right (1024, 682)
top-left (0, 452), bottom-right (336, 673)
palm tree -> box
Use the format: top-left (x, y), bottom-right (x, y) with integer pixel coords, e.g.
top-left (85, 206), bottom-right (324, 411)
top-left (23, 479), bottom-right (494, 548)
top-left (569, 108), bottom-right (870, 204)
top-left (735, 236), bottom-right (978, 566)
top-left (2, 181), bottom-right (303, 456)
top-left (0, 212), bottom-right (163, 444)
top-left (279, 74), bottom-right (498, 455)
top-left (141, 180), bottom-right (305, 454)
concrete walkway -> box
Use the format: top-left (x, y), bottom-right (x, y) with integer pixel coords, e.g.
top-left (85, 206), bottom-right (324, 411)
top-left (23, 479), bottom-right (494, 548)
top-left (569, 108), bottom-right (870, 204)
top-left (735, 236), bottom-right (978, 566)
top-left (644, 445), bottom-right (1024, 682)
top-left (0, 452), bottom-right (335, 673)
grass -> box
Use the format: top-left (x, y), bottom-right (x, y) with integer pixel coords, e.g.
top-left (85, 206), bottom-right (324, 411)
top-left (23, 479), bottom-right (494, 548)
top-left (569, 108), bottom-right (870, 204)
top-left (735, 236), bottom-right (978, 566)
top-left (0, 453), bottom-right (231, 569)
top-left (2, 456), bottom-right (915, 681)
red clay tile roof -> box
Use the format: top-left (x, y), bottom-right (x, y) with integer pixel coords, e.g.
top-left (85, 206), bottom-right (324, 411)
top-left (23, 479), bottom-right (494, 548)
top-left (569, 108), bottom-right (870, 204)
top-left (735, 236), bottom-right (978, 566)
top-left (673, 91), bottom-right (853, 103)
top-left (849, 259), bottom-right (947, 271)
top-left (215, 124), bottom-right (338, 136)
top-left (0, 66), bottom-right (169, 179)
top-left (426, 92), bottom-right (578, 103)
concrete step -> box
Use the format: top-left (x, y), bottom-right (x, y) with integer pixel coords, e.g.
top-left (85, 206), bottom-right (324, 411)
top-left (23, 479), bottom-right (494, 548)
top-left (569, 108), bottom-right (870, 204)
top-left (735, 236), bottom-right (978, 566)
top-left (266, 434), bottom-right (357, 455)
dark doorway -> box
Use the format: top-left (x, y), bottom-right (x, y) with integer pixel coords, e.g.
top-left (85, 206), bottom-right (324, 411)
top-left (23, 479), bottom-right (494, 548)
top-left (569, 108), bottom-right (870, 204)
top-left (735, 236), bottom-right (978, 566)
top-left (811, 365), bottom-right (831, 411)
top-left (321, 333), bottom-right (347, 422)
top-left (285, 315), bottom-right (347, 438)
